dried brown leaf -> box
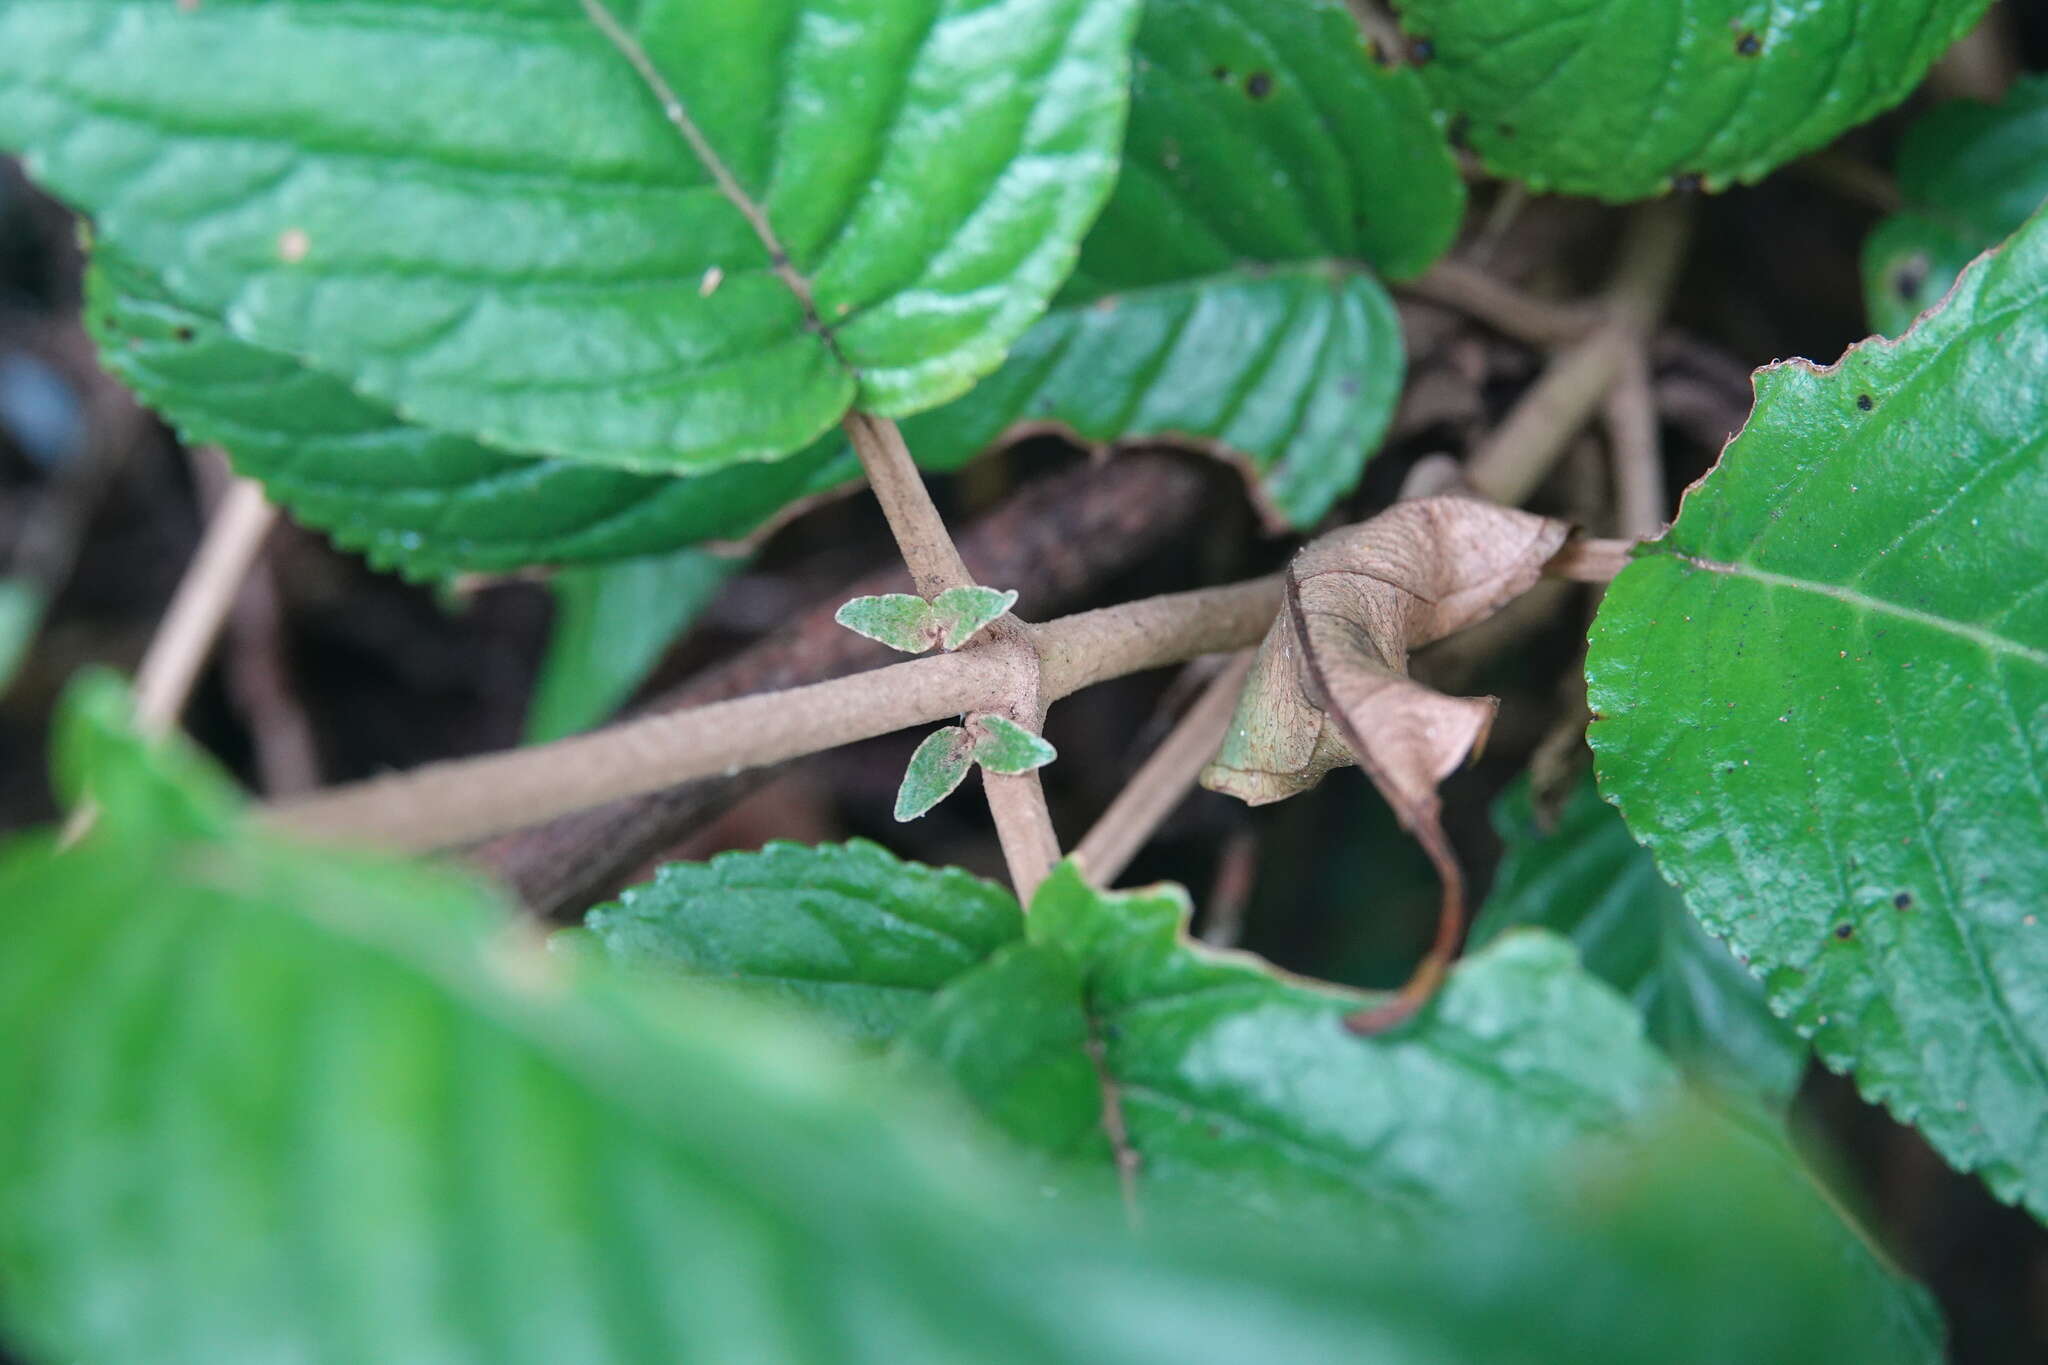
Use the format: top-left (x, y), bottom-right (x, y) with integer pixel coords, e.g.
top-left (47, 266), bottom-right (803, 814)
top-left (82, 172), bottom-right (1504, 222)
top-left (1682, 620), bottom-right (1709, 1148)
top-left (1201, 496), bottom-right (1571, 1030)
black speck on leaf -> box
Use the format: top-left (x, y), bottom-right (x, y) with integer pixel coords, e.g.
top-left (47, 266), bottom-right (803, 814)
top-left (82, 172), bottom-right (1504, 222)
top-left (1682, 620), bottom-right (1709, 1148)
top-left (1496, 121), bottom-right (1516, 139)
top-left (1857, 393), bottom-right (1874, 411)
top-left (1894, 252), bottom-right (1930, 301)
top-left (173, 325), bottom-right (196, 342)
top-left (1833, 922), bottom-right (1855, 940)
top-left (1211, 64), bottom-right (1229, 82)
top-left (1894, 892), bottom-right (1913, 910)
top-left (1408, 36), bottom-right (1434, 64)
top-left (1245, 71), bottom-right (1273, 99)
top-left (1736, 32), bottom-right (1761, 56)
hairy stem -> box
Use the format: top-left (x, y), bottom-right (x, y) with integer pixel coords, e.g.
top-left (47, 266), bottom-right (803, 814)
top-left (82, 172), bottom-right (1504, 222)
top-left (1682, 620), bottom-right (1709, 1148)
top-left (263, 578), bottom-right (1283, 855)
top-left (1074, 651), bottom-right (1254, 887)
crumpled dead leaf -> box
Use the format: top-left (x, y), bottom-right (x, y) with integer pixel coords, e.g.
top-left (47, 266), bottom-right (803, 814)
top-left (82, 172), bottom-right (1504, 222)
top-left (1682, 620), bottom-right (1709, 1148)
top-left (1201, 495), bottom-right (1573, 1031)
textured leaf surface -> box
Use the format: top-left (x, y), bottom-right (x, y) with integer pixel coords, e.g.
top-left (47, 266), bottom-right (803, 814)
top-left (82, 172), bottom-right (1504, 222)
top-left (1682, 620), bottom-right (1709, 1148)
top-left (1471, 776), bottom-right (1806, 1108)
top-left (578, 840), bottom-right (1021, 1046)
top-left (1864, 74), bottom-right (2048, 336)
top-left (835, 587), bottom-right (1017, 654)
top-left (910, 865), bottom-right (1678, 1232)
top-left (1588, 208), bottom-right (2048, 1216)
top-left (89, 256), bottom-right (853, 578)
top-left (524, 548), bottom-right (737, 743)
top-left (896, 727), bottom-right (977, 822)
top-left (2, 0), bottom-right (1139, 470)
top-left (2, 685), bottom-right (1943, 1365)
top-left (1395, 0), bottom-right (1991, 201)
top-left (972, 714), bottom-right (1058, 774)
top-left (1073, 0), bottom-right (1464, 291)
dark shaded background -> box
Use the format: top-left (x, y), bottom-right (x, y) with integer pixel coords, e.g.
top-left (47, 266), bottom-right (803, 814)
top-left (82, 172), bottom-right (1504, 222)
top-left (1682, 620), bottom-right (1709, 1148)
top-left (4, 5), bottom-right (2045, 1356)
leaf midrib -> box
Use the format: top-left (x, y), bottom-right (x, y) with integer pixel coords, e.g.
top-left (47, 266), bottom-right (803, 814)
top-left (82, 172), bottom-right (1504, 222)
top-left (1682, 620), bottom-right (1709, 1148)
top-left (1672, 553), bottom-right (2048, 670)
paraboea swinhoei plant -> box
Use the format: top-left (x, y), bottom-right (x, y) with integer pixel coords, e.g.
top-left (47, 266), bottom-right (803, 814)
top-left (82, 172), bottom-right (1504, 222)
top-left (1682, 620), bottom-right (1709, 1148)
top-left (1, 0), bottom-right (2046, 1359)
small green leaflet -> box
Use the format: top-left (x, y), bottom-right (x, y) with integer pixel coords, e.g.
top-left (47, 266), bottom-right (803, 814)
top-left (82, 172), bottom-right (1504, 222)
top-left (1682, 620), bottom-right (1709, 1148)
top-left (1394, 0), bottom-right (1992, 201)
top-left (1589, 204), bottom-right (2048, 1220)
top-left (969, 715), bottom-right (1058, 775)
top-left (1863, 73), bottom-right (2048, 336)
top-left (896, 726), bottom-right (976, 822)
top-left (836, 587), bottom-right (1018, 655)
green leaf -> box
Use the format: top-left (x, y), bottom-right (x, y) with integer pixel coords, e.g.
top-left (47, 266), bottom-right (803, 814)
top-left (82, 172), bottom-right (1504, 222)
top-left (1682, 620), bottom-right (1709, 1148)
top-left (88, 254), bottom-right (855, 579)
top-left (1, 0), bottom-right (1140, 471)
top-left (1394, 0), bottom-right (1992, 201)
top-left (577, 840), bottom-right (1022, 1046)
top-left (524, 548), bottom-right (738, 744)
top-left (834, 587), bottom-right (1014, 655)
top-left (1588, 207), bottom-right (2048, 1218)
top-left (1863, 74), bottom-right (2048, 336)
top-left (971, 714), bottom-right (1058, 774)
top-left (929, 586), bottom-right (1019, 650)
top-left (896, 726), bottom-right (976, 822)
top-left (900, 264), bottom-right (1405, 528)
top-left (835, 594), bottom-right (938, 654)
top-left (7, 724), bottom-right (1940, 1365)
top-left (1074, 0), bottom-right (1465, 290)
top-left (1470, 775), bottom-right (1807, 1109)
top-left (908, 864), bottom-right (1682, 1233)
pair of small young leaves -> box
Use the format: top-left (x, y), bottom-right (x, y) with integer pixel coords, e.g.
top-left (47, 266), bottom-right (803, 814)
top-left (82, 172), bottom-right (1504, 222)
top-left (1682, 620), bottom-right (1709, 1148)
top-left (575, 839), bottom-right (1914, 1341)
top-left (1590, 205), bottom-right (2048, 1220)
top-left (896, 716), bottom-right (1058, 822)
top-left (1863, 73), bottom-right (2048, 336)
top-left (1394, 0), bottom-right (1992, 201)
top-left (12, 0), bottom-right (1462, 577)
top-left (2, 689), bottom-right (1941, 1364)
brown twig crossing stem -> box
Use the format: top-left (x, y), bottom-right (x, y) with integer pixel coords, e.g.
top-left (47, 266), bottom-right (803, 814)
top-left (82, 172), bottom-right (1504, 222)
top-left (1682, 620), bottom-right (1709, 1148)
top-left (263, 578), bottom-right (1284, 856)
top-left (843, 413), bottom-right (1061, 898)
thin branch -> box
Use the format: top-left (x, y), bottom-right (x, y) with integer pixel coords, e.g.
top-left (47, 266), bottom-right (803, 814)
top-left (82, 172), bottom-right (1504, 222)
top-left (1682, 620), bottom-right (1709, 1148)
top-left (843, 413), bottom-right (974, 597)
top-left (1400, 261), bottom-right (1598, 349)
top-left (1463, 199), bottom-right (1691, 506)
top-left (1074, 651), bottom-right (1254, 887)
top-left (263, 578), bottom-right (1283, 855)
top-left (1603, 348), bottom-right (1666, 539)
top-left (134, 475), bottom-right (278, 737)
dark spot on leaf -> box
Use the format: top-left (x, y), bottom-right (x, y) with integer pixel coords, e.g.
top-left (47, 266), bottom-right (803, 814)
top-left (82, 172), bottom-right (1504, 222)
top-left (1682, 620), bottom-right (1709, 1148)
top-left (173, 325), bottom-right (195, 342)
top-left (1894, 251), bottom-right (1930, 302)
top-left (1245, 71), bottom-right (1273, 99)
top-left (1856, 393), bottom-right (1874, 411)
top-left (1736, 31), bottom-right (1761, 56)
top-left (1211, 65), bottom-right (1230, 82)
top-left (1496, 122), bottom-right (1516, 139)
top-left (1894, 891), bottom-right (1913, 910)
top-left (1339, 377), bottom-right (1360, 397)
top-left (1671, 172), bottom-right (1705, 195)
top-left (1833, 922), bottom-right (1855, 940)
top-left (1408, 36), bottom-right (1434, 64)
top-left (1446, 113), bottom-right (1471, 149)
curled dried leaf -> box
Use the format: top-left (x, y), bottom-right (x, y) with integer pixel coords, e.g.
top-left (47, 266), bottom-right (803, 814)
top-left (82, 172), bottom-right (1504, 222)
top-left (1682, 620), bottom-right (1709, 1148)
top-left (1202, 496), bottom-right (1572, 1030)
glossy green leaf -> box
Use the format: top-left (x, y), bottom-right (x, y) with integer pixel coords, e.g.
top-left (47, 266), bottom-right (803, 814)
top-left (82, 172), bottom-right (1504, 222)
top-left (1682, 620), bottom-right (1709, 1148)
top-left (1864, 74), bottom-right (2048, 336)
top-left (896, 726), bottom-right (977, 822)
top-left (1, 0), bottom-right (1139, 471)
top-left (1588, 207), bottom-right (2048, 1217)
top-left (88, 255), bottom-right (854, 579)
top-left (1470, 775), bottom-right (1807, 1108)
top-left (0, 721), bottom-right (1943, 1365)
top-left (524, 548), bottom-right (737, 744)
top-left (1073, 0), bottom-right (1465, 291)
top-left (577, 840), bottom-right (1022, 1046)
top-left (971, 714), bottom-right (1058, 775)
top-left (1394, 0), bottom-right (1992, 201)
top-left (909, 864), bottom-right (1678, 1232)
top-left (903, 265), bottom-right (1404, 528)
